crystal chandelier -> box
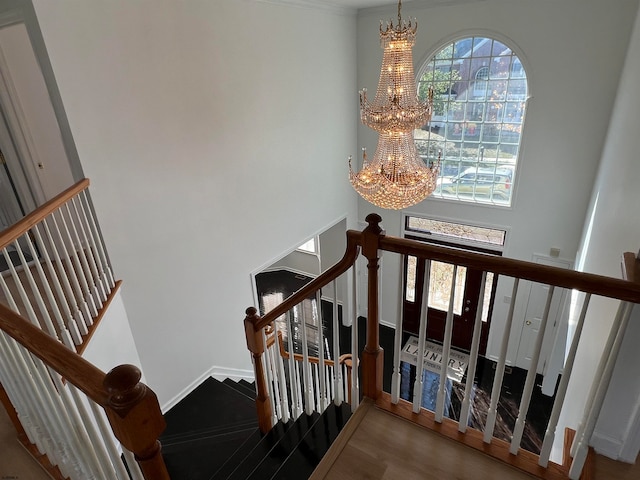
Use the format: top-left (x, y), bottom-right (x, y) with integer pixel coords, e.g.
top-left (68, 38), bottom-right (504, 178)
top-left (349, 0), bottom-right (439, 210)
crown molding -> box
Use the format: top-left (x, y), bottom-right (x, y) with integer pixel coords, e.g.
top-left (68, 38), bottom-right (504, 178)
top-left (250, 0), bottom-right (357, 16)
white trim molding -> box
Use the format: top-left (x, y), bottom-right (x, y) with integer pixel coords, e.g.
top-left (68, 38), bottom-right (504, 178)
top-left (160, 365), bottom-right (255, 413)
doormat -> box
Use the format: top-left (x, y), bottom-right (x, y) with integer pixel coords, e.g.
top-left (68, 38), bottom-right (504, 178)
top-left (400, 336), bottom-right (469, 383)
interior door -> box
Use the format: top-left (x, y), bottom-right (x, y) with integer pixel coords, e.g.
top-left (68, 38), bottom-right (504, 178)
top-left (403, 240), bottom-right (498, 354)
top-left (0, 149), bottom-right (27, 229)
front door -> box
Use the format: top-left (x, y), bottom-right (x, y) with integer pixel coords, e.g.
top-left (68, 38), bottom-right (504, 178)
top-left (402, 239), bottom-right (498, 355)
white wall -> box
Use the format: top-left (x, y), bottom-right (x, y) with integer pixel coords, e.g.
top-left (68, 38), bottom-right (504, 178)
top-left (356, 0), bottom-right (639, 365)
top-left (567, 3), bottom-right (640, 460)
top-left (82, 290), bottom-right (144, 378)
top-left (31, 0), bottom-right (358, 406)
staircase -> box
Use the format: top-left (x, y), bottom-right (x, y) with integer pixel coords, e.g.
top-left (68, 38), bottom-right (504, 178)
top-left (160, 377), bottom-right (352, 480)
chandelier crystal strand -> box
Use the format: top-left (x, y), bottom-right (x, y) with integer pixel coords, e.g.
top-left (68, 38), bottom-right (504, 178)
top-left (349, 0), bottom-right (439, 210)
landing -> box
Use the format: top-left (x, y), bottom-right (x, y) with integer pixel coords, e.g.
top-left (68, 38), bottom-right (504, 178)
top-left (311, 398), bottom-right (537, 480)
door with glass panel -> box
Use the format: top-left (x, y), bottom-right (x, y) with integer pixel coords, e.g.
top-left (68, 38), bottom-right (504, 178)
top-left (403, 247), bottom-right (496, 354)
top-left (402, 216), bottom-right (505, 354)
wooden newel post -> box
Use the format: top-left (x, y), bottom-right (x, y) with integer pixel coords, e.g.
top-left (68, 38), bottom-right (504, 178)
top-left (360, 213), bottom-right (385, 400)
top-left (244, 307), bottom-right (273, 433)
top-left (103, 364), bottom-right (170, 480)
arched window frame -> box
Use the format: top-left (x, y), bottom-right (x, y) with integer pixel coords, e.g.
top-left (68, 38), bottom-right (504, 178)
top-left (415, 34), bottom-right (530, 206)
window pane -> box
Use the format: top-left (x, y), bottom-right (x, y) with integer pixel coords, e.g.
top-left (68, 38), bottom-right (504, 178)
top-left (406, 216), bottom-right (506, 246)
top-left (406, 256), bottom-right (417, 302)
top-left (482, 272), bottom-right (494, 322)
top-left (419, 35), bottom-right (527, 206)
top-left (428, 262), bottom-right (466, 314)
top-left (297, 238), bottom-right (317, 253)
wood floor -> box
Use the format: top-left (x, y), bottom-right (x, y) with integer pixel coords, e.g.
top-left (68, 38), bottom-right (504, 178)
top-left (0, 403), bottom-right (52, 480)
top-left (311, 399), bottom-right (640, 480)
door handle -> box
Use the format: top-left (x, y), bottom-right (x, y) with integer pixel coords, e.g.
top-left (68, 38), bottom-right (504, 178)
top-left (525, 320), bottom-right (532, 326)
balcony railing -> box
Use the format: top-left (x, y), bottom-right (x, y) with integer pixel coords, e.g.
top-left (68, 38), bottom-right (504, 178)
top-left (244, 213), bottom-right (640, 479)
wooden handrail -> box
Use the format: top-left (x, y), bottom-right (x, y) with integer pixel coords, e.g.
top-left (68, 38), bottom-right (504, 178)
top-left (379, 236), bottom-right (640, 303)
top-left (0, 178), bottom-right (90, 250)
top-left (0, 302), bottom-right (170, 479)
top-left (267, 330), bottom-right (352, 368)
top-left (253, 230), bottom-right (361, 332)
top-left (255, 216), bottom-right (640, 338)
top-left (0, 302), bottom-right (107, 404)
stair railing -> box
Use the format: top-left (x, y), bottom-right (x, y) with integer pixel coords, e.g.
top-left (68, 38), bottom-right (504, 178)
top-left (244, 213), bottom-right (640, 479)
top-left (262, 326), bottom-right (355, 423)
top-left (0, 178), bottom-right (117, 352)
top-left (0, 178), bottom-right (171, 479)
top-left (244, 229), bottom-right (361, 432)
top-left (0, 303), bottom-right (169, 479)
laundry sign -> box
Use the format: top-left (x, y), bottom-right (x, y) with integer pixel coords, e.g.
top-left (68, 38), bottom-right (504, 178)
top-left (401, 336), bottom-right (469, 383)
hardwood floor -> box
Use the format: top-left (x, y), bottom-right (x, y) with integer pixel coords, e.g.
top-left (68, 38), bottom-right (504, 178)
top-left (0, 404), bottom-right (52, 480)
top-left (596, 453), bottom-right (640, 480)
top-left (311, 399), bottom-right (640, 480)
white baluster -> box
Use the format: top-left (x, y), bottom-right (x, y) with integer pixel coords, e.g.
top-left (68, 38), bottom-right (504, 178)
top-left (31, 224), bottom-right (83, 346)
top-left (332, 279), bottom-right (343, 406)
top-left (436, 265), bottom-right (458, 422)
top-left (285, 310), bottom-right (301, 419)
top-left (122, 448), bottom-right (145, 480)
top-left (80, 191), bottom-right (115, 288)
top-left (299, 303), bottom-right (314, 415)
top-left (539, 293), bottom-right (591, 467)
top-left (2, 246), bottom-right (45, 330)
top-left (413, 259), bottom-right (432, 414)
top-left (260, 330), bottom-right (277, 422)
top-left (571, 298), bottom-right (627, 457)
top-left (71, 197), bottom-right (108, 303)
top-left (569, 301), bottom-right (634, 479)
top-left (268, 338), bottom-right (283, 420)
top-left (39, 220), bottom-right (89, 336)
top-left (87, 401), bottom-right (131, 480)
top-left (294, 359), bottom-right (304, 419)
top-left (59, 206), bottom-right (99, 316)
top-left (391, 255), bottom-right (405, 404)
top-left (272, 319), bottom-right (290, 423)
top-left (459, 272), bottom-right (487, 433)
top-left (46, 214), bottom-right (93, 330)
top-left (61, 381), bottom-right (114, 479)
top-left (21, 233), bottom-right (76, 346)
top-left (0, 331), bottom-right (43, 449)
top-left (316, 291), bottom-right (327, 411)
top-left (485, 278), bottom-right (520, 443)
top-left (351, 264), bottom-right (359, 412)
top-left (510, 285), bottom-right (555, 454)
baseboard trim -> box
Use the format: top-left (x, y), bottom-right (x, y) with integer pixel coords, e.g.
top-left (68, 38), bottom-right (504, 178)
top-left (591, 430), bottom-right (623, 459)
top-left (160, 365), bottom-right (255, 413)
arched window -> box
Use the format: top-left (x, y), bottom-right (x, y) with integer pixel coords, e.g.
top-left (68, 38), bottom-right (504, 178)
top-left (416, 36), bottom-right (528, 205)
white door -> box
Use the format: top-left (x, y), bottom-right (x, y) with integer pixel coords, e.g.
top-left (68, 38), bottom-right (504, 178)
top-left (516, 255), bottom-right (572, 383)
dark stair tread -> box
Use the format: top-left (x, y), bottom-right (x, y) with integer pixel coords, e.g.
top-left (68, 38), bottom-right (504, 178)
top-left (161, 377), bottom-right (256, 439)
top-left (239, 379), bottom-right (256, 390)
top-left (210, 427), bottom-right (263, 480)
top-left (226, 412), bottom-right (320, 480)
top-left (223, 377), bottom-right (257, 401)
top-left (263, 403), bottom-right (352, 480)
top-left (161, 419), bottom-right (258, 450)
top-left (163, 427), bottom-right (256, 480)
